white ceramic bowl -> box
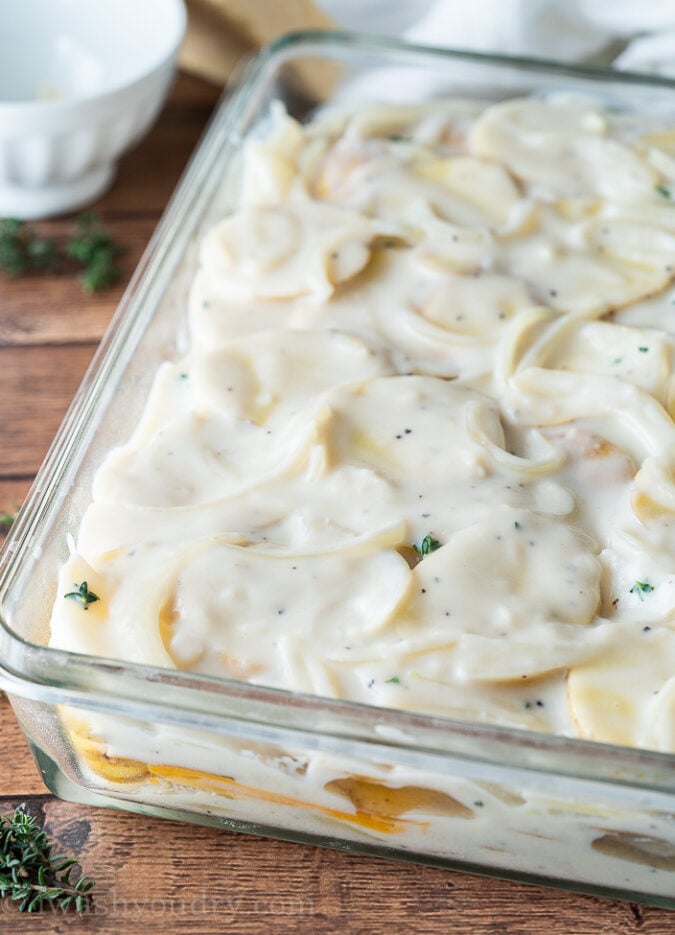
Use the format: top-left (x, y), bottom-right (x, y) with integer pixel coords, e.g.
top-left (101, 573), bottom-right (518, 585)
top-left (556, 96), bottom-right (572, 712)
top-left (0, 0), bottom-right (186, 218)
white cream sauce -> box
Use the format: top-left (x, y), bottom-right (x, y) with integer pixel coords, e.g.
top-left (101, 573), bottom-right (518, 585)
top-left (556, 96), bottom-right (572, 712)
top-left (50, 95), bottom-right (675, 752)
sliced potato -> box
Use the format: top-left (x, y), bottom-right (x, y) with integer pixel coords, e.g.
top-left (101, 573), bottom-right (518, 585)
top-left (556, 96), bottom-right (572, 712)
top-left (415, 156), bottom-right (521, 227)
top-left (200, 202), bottom-right (396, 301)
top-left (567, 625), bottom-right (675, 750)
top-left (190, 330), bottom-right (390, 422)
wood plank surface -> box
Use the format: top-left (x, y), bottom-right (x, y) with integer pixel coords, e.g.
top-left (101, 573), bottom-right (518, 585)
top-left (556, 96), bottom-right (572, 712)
top-left (0, 218), bottom-right (156, 348)
top-left (0, 345), bottom-right (97, 475)
top-left (0, 70), bottom-right (672, 934)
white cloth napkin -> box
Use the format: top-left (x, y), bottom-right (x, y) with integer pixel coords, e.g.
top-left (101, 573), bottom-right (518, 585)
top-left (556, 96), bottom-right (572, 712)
top-left (322, 0), bottom-right (675, 76)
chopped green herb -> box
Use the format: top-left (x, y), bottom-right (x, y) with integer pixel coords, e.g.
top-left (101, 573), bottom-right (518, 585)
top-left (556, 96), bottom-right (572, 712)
top-left (64, 581), bottom-right (100, 611)
top-left (388, 134), bottom-right (411, 143)
top-left (638, 346), bottom-right (649, 353)
top-left (412, 534), bottom-right (441, 557)
top-left (385, 676), bottom-right (401, 685)
top-left (629, 580), bottom-right (654, 600)
top-left (473, 801), bottom-right (484, 808)
top-left (612, 357), bottom-right (622, 365)
top-left (656, 184), bottom-right (672, 199)
top-left (514, 521), bottom-right (522, 530)
top-left (0, 805), bottom-right (94, 913)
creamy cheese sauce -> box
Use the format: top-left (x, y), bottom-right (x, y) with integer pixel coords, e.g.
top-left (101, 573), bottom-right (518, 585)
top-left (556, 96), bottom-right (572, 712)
top-left (50, 95), bottom-right (675, 753)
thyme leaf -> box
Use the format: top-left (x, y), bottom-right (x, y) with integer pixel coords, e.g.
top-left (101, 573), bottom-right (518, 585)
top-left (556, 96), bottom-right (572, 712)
top-left (629, 580), bottom-right (654, 601)
top-left (64, 581), bottom-right (100, 611)
top-left (412, 534), bottom-right (441, 557)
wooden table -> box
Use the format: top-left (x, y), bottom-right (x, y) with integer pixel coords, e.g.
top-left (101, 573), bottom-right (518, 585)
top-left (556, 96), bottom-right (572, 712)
top-left (0, 72), bottom-right (672, 934)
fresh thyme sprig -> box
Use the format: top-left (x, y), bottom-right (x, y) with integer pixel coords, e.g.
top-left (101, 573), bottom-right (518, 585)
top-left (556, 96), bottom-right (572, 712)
top-left (0, 213), bottom-right (122, 292)
top-left (0, 805), bottom-right (94, 913)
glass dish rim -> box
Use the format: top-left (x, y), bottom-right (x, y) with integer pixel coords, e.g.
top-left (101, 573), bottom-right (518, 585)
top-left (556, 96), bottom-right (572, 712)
top-left (0, 28), bottom-right (674, 792)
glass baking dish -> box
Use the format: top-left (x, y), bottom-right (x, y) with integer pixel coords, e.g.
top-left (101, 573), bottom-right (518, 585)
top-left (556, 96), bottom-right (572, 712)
top-left (1, 31), bottom-right (674, 908)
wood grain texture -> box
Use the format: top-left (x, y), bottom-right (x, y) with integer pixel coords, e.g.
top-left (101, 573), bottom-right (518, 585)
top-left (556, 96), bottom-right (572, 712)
top-left (0, 345), bottom-right (96, 475)
top-left (0, 479), bottom-right (31, 515)
top-left (0, 219), bottom-right (156, 348)
top-left (0, 696), bottom-right (44, 796)
top-left (0, 71), bottom-right (672, 933)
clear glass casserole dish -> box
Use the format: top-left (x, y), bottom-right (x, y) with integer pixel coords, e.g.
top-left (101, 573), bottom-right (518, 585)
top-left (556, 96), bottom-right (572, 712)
top-left (0, 31), bottom-right (674, 908)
